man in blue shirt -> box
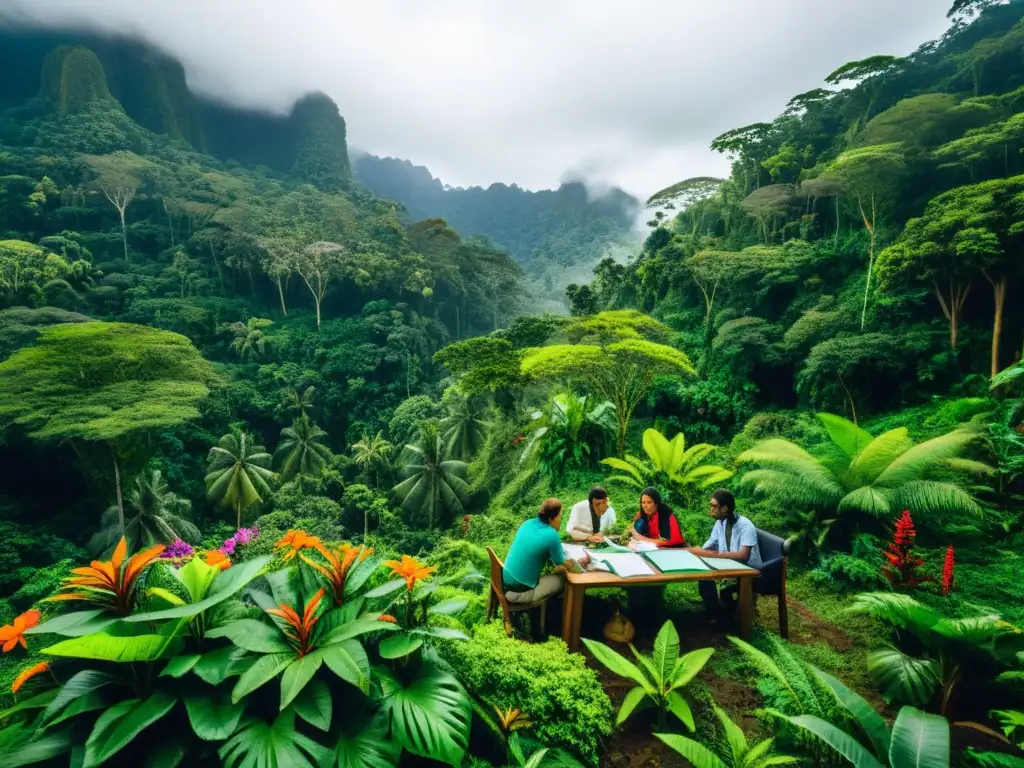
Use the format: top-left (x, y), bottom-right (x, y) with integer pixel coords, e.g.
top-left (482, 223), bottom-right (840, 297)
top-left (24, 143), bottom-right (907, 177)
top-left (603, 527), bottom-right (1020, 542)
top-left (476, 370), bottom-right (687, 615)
top-left (685, 489), bottom-right (761, 624)
top-left (504, 498), bottom-right (591, 604)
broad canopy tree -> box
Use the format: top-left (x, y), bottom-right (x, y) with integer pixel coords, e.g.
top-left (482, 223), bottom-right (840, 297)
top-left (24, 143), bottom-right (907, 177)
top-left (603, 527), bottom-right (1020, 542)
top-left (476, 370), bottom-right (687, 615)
top-left (0, 321), bottom-right (216, 531)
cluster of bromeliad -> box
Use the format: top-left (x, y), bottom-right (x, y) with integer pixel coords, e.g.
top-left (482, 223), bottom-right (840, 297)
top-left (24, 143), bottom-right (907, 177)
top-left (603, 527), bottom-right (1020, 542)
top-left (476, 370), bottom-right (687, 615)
top-left (883, 509), bottom-right (955, 594)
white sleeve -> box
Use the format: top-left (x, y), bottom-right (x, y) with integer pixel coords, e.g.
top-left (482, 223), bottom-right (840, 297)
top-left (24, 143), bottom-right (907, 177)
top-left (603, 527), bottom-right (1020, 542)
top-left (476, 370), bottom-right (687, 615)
top-left (567, 502), bottom-right (591, 540)
top-left (602, 506), bottom-right (616, 532)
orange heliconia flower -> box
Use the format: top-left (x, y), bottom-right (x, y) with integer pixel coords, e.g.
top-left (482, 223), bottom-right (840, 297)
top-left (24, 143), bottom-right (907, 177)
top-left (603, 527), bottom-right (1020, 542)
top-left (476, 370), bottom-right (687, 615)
top-left (11, 662), bottom-right (50, 694)
top-left (300, 542), bottom-right (374, 604)
top-left (46, 537), bottom-right (166, 615)
top-left (378, 614), bottom-right (398, 624)
top-left (274, 530), bottom-right (325, 561)
top-left (383, 555), bottom-right (436, 592)
top-left (204, 551), bottom-right (231, 571)
top-left (266, 588), bottom-right (326, 657)
top-left (0, 610), bottom-right (42, 653)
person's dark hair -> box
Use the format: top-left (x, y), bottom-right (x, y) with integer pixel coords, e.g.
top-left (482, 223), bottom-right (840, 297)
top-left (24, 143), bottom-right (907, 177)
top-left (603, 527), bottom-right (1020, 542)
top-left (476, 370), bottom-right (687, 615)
top-left (711, 488), bottom-right (735, 516)
top-left (538, 498), bottom-right (563, 523)
top-left (636, 487), bottom-right (674, 538)
top-left (588, 486), bottom-right (609, 503)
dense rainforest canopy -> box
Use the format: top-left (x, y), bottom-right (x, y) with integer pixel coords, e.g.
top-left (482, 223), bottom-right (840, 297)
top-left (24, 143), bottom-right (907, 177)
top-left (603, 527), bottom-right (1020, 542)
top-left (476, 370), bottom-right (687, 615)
top-left (2, 2), bottom-right (1024, 767)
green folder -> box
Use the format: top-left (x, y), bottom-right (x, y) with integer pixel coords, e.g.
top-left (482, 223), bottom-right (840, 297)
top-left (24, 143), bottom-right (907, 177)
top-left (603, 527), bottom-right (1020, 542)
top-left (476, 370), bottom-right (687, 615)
top-left (642, 549), bottom-right (711, 573)
top-left (700, 556), bottom-right (758, 572)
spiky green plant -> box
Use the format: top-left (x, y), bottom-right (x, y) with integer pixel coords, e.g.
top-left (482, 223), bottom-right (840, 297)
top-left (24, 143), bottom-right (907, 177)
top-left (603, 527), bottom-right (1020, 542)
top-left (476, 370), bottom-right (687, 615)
top-left (274, 414), bottom-right (332, 484)
top-left (656, 704), bottom-right (797, 767)
top-left (601, 427), bottom-right (733, 498)
top-left (393, 422), bottom-right (470, 529)
top-left (205, 430), bottom-right (275, 528)
top-left (736, 413), bottom-right (992, 550)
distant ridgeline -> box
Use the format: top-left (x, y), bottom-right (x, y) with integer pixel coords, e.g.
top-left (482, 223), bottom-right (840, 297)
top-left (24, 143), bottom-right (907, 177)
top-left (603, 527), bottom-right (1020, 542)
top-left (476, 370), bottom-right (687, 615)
top-left (0, 27), bottom-right (350, 191)
top-left (353, 154), bottom-right (642, 305)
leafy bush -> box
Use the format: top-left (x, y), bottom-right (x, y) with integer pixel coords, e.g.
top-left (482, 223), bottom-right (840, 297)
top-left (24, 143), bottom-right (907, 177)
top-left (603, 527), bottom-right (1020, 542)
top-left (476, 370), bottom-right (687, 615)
top-left (440, 621), bottom-right (613, 765)
top-left (808, 553), bottom-right (890, 594)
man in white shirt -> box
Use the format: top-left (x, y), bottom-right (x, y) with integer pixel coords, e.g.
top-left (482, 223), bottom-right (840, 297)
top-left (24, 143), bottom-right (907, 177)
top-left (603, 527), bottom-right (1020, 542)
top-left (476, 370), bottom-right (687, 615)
top-left (567, 486), bottom-right (616, 543)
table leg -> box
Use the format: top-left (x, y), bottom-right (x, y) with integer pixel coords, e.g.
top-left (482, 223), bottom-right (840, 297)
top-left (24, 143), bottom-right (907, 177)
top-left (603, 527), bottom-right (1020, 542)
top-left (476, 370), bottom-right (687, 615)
top-left (561, 582), bottom-right (576, 646)
top-left (738, 576), bottom-right (753, 640)
top-left (568, 584), bottom-right (585, 652)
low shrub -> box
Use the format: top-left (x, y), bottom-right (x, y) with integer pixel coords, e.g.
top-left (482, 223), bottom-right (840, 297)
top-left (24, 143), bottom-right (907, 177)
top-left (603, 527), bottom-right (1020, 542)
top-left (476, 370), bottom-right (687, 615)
top-left (440, 621), bottom-right (613, 765)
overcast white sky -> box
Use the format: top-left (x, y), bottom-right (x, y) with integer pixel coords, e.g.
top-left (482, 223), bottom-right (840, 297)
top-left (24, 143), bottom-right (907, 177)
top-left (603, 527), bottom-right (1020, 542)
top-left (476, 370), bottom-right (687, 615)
top-left (2, 1), bottom-right (952, 200)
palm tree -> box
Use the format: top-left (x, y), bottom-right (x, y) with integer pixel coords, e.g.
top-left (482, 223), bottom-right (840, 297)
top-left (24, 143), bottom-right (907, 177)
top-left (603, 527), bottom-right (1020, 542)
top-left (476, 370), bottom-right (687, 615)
top-left (351, 430), bottom-right (394, 489)
top-left (655, 704), bottom-right (797, 768)
top-left (440, 390), bottom-right (489, 460)
top-left (88, 469), bottom-right (200, 556)
top-left (229, 317), bottom-right (272, 361)
top-left (205, 430), bottom-right (275, 527)
top-left (278, 385), bottom-right (316, 421)
top-left (274, 415), bottom-right (332, 485)
top-left (736, 413), bottom-right (992, 551)
top-left (393, 422), bottom-right (469, 529)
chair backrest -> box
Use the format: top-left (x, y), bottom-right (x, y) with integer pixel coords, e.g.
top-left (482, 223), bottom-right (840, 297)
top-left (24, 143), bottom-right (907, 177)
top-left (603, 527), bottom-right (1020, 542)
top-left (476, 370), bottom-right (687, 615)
top-left (756, 528), bottom-right (787, 562)
top-left (486, 547), bottom-right (511, 613)
top-left (755, 528), bottom-right (788, 595)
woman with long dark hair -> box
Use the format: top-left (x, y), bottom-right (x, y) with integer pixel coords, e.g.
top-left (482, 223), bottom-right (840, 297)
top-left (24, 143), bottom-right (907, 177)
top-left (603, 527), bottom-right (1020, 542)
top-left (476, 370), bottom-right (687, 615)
top-left (628, 487), bottom-right (686, 548)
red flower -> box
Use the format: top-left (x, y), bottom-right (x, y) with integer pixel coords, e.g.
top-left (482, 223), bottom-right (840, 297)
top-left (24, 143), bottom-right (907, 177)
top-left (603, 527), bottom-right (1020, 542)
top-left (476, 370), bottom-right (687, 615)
top-left (511, 435), bottom-right (525, 446)
top-left (942, 546), bottom-right (955, 596)
top-left (883, 510), bottom-right (931, 589)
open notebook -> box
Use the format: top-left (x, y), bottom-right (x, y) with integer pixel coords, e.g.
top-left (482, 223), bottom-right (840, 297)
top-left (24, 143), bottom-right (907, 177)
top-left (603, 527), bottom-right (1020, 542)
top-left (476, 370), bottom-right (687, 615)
top-left (587, 552), bottom-right (655, 578)
top-left (699, 556), bottom-right (758, 572)
top-left (642, 549), bottom-right (710, 573)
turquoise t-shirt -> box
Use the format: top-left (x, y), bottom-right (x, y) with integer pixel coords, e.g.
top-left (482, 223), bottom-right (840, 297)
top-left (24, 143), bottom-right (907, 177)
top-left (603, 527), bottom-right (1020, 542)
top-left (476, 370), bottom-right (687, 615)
top-left (503, 517), bottom-right (566, 591)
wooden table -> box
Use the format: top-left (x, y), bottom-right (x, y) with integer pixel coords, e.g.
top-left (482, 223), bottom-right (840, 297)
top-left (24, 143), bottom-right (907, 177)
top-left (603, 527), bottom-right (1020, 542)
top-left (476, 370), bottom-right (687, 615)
top-left (560, 562), bottom-right (760, 651)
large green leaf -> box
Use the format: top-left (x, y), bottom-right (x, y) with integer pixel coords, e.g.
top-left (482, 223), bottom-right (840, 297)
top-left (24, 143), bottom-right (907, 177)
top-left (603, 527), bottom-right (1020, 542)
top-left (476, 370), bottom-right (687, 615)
top-left (280, 653), bottom-right (323, 711)
top-left (124, 555), bottom-right (271, 622)
top-left (206, 619), bottom-right (292, 654)
top-left (652, 620), bottom-right (680, 689)
top-left (582, 638), bottom-right (654, 693)
top-left (812, 667), bottom-right (891, 760)
top-left (41, 671), bottom-right (115, 725)
top-left (291, 679), bottom-right (332, 732)
top-left (193, 646), bottom-right (254, 685)
top-left (867, 649), bottom-right (941, 707)
top-left (219, 711), bottom-right (327, 768)
top-left (364, 579), bottom-right (406, 599)
top-left (379, 633), bottom-right (424, 660)
top-left (43, 625), bottom-right (184, 662)
top-left (145, 739), bottom-right (188, 768)
top-left (818, 413), bottom-right (876, 460)
top-left (427, 599), bottom-right (469, 616)
top-left (0, 723), bottom-right (71, 767)
top-left (160, 654), bottom-right (201, 679)
top-left (615, 687), bottom-right (648, 727)
top-left (666, 690), bottom-right (695, 731)
top-left (1, 691), bottom-right (59, 722)
top-left (328, 711), bottom-right (401, 768)
top-left (322, 616), bottom-right (399, 645)
top-left (889, 707), bottom-right (949, 768)
top-left (184, 691), bottom-right (245, 741)
top-left (317, 642), bottom-right (370, 693)
top-left (785, 714), bottom-right (885, 768)
top-left (24, 610), bottom-right (118, 638)
top-left (43, 692), bottom-right (108, 730)
top-left (671, 648), bottom-right (715, 691)
top-left (231, 652), bottom-right (295, 703)
top-left (83, 690), bottom-right (177, 768)
top-left (654, 733), bottom-right (729, 768)
top-left (172, 556), bottom-right (220, 603)
top-left (378, 661), bottom-right (471, 766)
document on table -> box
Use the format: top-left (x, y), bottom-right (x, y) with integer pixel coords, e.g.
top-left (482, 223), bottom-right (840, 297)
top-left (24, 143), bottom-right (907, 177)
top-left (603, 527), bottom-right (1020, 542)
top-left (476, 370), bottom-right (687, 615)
top-left (700, 556), bottom-right (758, 571)
top-left (589, 553), bottom-right (655, 578)
top-left (642, 549), bottom-right (711, 573)
top-left (562, 543), bottom-right (588, 561)
top-left (631, 541), bottom-right (658, 553)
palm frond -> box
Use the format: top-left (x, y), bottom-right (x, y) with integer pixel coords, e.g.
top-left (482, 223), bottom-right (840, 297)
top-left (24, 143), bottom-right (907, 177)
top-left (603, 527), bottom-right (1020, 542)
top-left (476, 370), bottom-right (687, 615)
top-left (740, 469), bottom-right (844, 510)
top-left (888, 480), bottom-right (984, 518)
top-left (847, 428), bottom-right (913, 486)
top-left (866, 648), bottom-right (941, 707)
top-left (874, 429), bottom-right (981, 489)
top-left (837, 486), bottom-right (892, 517)
top-left (737, 439), bottom-right (845, 502)
top-left (817, 413), bottom-right (875, 460)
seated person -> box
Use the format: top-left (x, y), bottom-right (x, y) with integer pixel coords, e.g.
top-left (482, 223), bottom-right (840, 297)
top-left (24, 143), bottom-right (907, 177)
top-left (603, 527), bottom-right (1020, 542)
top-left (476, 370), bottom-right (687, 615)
top-left (685, 489), bottom-right (762, 623)
top-left (503, 498), bottom-right (591, 604)
top-left (567, 486), bottom-right (616, 543)
top-left (626, 487), bottom-right (686, 548)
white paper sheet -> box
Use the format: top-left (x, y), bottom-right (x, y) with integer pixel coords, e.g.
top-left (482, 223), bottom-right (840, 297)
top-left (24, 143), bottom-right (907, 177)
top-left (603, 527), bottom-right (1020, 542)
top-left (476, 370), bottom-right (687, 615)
top-left (592, 552), bottom-right (656, 578)
top-left (630, 541), bottom-right (658, 553)
top-left (562, 543), bottom-right (588, 561)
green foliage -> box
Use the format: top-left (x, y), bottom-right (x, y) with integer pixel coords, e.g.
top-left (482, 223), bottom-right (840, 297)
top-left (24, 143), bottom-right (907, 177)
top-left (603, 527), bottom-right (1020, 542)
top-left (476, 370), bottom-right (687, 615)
top-left (206, 430), bottom-right (276, 528)
top-left (274, 414), bottom-right (332, 484)
top-left (524, 392), bottom-right (616, 481)
top-left (584, 620), bottom-right (713, 732)
top-left (393, 422), bottom-right (469, 529)
top-left (440, 621), bottom-right (612, 765)
top-left (655, 703), bottom-right (798, 768)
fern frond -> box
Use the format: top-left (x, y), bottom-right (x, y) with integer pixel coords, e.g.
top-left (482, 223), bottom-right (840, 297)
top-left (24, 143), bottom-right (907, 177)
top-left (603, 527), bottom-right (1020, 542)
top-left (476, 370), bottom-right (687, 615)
top-left (837, 486), bottom-right (892, 517)
top-left (874, 429), bottom-right (980, 488)
top-left (817, 412), bottom-right (875, 459)
top-left (888, 480), bottom-right (984, 518)
top-left (740, 469), bottom-right (843, 510)
top-left (847, 428), bottom-right (913, 486)
top-left (846, 592), bottom-right (941, 637)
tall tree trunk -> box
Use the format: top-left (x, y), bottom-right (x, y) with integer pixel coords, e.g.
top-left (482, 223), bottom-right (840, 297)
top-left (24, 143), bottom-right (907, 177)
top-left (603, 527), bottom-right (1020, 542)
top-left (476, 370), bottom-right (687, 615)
top-left (236, 499), bottom-right (241, 529)
top-left (110, 442), bottom-right (124, 533)
top-left (276, 277), bottom-right (288, 315)
top-left (314, 298), bottom-right (322, 329)
top-left (120, 210), bottom-right (129, 264)
top-left (934, 279), bottom-right (971, 350)
top-left (858, 194), bottom-right (877, 331)
top-left (985, 271), bottom-right (1007, 377)
top-left (209, 242), bottom-right (224, 293)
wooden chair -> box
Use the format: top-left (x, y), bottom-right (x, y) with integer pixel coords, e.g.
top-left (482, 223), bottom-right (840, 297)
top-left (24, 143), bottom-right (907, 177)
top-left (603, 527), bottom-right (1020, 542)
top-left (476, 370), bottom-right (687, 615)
top-left (485, 547), bottom-right (549, 639)
top-left (753, 529), bottom-right (790, 639)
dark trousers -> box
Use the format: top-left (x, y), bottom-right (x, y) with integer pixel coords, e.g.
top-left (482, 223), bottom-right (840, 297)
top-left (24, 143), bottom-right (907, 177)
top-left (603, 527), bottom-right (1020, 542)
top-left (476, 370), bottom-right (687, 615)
top-left (699, 580), bottom-right (738, 616)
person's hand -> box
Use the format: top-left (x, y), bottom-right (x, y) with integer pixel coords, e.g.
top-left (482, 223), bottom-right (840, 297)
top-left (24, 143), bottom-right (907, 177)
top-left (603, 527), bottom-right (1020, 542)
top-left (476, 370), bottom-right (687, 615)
top-left (578, 551), bottom-right (592, 568)
top-left (588, 533), bottom-right (604, 544)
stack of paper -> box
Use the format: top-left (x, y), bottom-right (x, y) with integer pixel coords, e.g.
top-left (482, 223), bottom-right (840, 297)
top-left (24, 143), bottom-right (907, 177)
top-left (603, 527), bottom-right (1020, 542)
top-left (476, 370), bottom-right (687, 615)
top-left (643, 549), bottom-right (711, 573)
top-left (562, 543), bottom-right (588, 561)
top-left (589, 552), bottom-right (655, 578)
top-left (700, 556), bottom-right (758, 571)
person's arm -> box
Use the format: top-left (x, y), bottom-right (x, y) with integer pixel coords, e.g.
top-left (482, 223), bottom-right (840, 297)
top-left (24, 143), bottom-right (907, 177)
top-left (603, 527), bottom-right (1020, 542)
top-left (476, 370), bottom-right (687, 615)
top-left (691, 545), bottom-right (751, 561)
top-left (686, 525), bottom-right (719, 556)
top-left (656, 513), bottom-right (686, 548)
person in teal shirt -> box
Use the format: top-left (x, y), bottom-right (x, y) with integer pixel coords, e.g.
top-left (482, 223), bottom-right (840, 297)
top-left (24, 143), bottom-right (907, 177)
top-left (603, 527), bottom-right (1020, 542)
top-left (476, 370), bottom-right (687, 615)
top-left (503, 498), bottom-right (591, 603)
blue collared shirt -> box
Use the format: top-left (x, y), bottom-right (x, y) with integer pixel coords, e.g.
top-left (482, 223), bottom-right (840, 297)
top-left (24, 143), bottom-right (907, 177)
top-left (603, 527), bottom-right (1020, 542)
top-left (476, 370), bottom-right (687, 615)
top-left (703, 514), bottom-right (762, 568)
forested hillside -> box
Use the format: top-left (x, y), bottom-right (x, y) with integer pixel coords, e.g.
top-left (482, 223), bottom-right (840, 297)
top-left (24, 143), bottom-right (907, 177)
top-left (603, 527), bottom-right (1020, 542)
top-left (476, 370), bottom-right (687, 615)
top-left (2, 2), bottom-right (1024, 767)
top-left (353, 153), bottom-right (640, 308)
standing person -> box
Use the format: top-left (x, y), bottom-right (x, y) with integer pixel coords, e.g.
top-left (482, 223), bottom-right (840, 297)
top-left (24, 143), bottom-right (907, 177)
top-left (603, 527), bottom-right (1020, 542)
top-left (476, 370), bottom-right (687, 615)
top-left (503, 498), bottom-right (591, 604)
top-left (686, 489), bottom-right (762, 624)
top-left (567, 486), bottom-right (616, 543)
top-left (627, 487), bottom-right (686, 548)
